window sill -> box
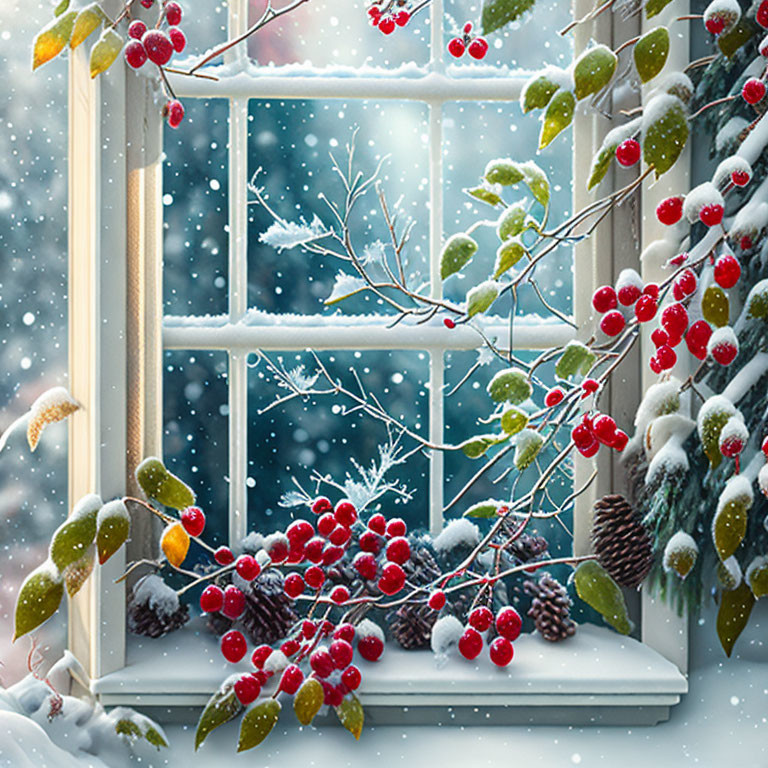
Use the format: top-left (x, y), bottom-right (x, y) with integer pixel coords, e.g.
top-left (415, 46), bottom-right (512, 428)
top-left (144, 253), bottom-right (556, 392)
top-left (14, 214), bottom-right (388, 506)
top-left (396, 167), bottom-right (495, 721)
top-left (91, 619), bottom-right (686, 725)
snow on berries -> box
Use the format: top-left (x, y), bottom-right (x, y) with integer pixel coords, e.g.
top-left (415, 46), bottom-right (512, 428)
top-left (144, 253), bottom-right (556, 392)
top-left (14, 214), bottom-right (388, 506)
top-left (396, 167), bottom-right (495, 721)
top-left (683, 182), bottom-right (724, 227)
top-left (616, 269), bottom-right (644, 307)
top-left (368, 2), bottom-right (410, 35)
top-left (707, 326), bottom-right (739, 366)
top-left (702, 0), bottom-right (741, 35)
top-left (448, 21), bottom-right (488, 60)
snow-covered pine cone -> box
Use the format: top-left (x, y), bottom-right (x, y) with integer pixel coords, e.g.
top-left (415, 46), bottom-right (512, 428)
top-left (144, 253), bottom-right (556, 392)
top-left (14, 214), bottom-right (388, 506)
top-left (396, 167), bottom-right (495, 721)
top-left (504, 532), bottom-right (549, 565)
top-left (591, 493), bottom-right (653, 589)
top-left (523, 573), bottom-right (576, 642)
top-left (127, 574), bottom-right (190, 638)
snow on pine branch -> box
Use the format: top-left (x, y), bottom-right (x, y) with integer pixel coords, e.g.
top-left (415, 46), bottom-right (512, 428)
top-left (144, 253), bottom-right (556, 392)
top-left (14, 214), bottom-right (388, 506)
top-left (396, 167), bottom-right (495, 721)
top-left (259, 214), bottom-right (332, 252)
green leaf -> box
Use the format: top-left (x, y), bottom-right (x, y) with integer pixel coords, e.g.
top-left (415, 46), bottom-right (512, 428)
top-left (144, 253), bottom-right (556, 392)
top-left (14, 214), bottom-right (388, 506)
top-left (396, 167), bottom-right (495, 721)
top-left (746, 557), bottom-right (768, 599)
top-left (717, 580), bottom-right (754, 657)
top-left (703, 285), bottom-right (729, 328)
top-left (718, 19), bottom-right (755, 59)
top-left (500, 405), bottom-right (528, 435)
top-left (514, 428), bottom-right (543, 470)
top-left (463, 500), bottom-right (502, 519)
top-left (698, 396), bottom-right (736, 470)
top-left (645, 0), bottom-right (674, 18)
top-left (519, 161), bottom-right (550, 207)
top-left (116, 719), bottom-right (143, 739)
top-left (89, 27), bottom-right (123, 79)
top-left (494, 238), bottom-right (528, 279)
top-left (555, 341), bottom-right (596, 379)
top-left (136, 457), bottom-right (196, 511)
top-left (573, 45), bottom-right (617, 100)
top-left (294, 678), bottom-right (324, 726)
top-left (33, 10), bottom-right (77, 70)
top-left (487, 368), bottom-right (533, 405)
top-left (466, 280), bottom-right (500, 318)
top-left (238, 699), bottom-right (281, 752)
top-left (54, 0), bottom-right (71, 16)
top-left (440, 233), bottom-right (478, 280)
top-left (195, 686), bottom-right (244, 751)
top-left (481, 0), bottom-right (535, 35)
top-left (521, 72), bottom-right (561, 113)
top-left (484, 158), bottom-right (524, 186)
top-left (587, 145), bottom-right (615, 190)
top-left (334, 693), bottom-right (364, 740)
top-left (466, 185), bottom-right (503, 207)
top-left (70, 3), bottom-right (105, 49)
top-left (539, 90), bottom-right (575, 149)
top-left (712, 477), bottom-right (753, 562)
top-left (496, 204), bottom-right (527, 241)
top-left (144, 725), bottom-right (169, 749)
top-left (633, 27), bottom-right (669, 84)
top-left (642, 95), bottom-right (688, 178)
top-left (460, 433), bottom-right (507, 459)
top-left (746, 279), bottom-right (768, 320)
top-left (63, 545), bottom-right (95, 598)
top-left (573, 560), bottom-right (632, 635)
top-left (96, 499), bottom-right (131, 565)
top-left (49, 494), bottom-right (101, 572)
top-left (14, 561), bottom-right (64, 641)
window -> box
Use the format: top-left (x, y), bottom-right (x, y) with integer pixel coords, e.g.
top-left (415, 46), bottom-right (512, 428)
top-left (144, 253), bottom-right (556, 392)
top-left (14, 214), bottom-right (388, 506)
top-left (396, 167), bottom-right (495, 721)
top-left (68, 0), bottom-right (688, 721)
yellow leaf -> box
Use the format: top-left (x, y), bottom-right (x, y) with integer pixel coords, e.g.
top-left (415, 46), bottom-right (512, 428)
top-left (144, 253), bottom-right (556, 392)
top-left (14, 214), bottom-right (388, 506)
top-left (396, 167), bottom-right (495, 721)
top-left (71, 4), bottom-right (105, 49)
top-left (161, 522), bottom-right (190, 568)
top-left (90, 28), bottom-right (123, 79)
top-left (27, 387), bottom-right (79, 452)
top-left (33, 11), bottom-right (77, 70)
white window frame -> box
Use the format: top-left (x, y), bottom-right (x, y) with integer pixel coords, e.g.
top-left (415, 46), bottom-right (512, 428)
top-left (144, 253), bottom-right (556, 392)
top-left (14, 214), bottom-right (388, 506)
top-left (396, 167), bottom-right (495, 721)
top-left (68, 0), bottom-right (688, 721)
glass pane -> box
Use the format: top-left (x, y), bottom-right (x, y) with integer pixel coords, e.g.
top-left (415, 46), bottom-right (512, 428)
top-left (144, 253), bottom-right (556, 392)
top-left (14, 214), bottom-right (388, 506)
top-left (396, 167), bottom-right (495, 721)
top-left (443, 350), bottom-right (572, 557)
top-left (444, 0), bottom-right (573, 71)
top-left (247, 98), bottom-right (429, 316)
top-left (163, 98), bottom-right (229, 317)
top-left (247, 0), bottom-right (429, 69)
top-left (442, 100), bottom-right (573, 316)
top-left (176, 0), bottom-right (229, 54)
top-left (247, 349), bottom-right (429, 532)
top-left (163, 350), bottom-right (230, 547)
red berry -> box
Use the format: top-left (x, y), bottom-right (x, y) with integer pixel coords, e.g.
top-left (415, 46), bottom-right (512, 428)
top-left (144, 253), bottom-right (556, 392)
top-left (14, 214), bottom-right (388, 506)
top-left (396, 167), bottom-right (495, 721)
top-left (311, 496), bottom-right (332, 515)
top-left (699, 203), bottom-right (724, 227)
top-left (669, 252), bottom-right (688, 268)
top-left (302, 620), bottom-right (317, 640)
top-left (581, 378), bottom-right (599, 396)
top-left (310, 647), bottom-right (335, 678)
top-left (357, 634), bottom-right (384, 662)
top-left (448, 37), bottom-right (465, 57)
top-left (592, 414), bottom-right (617, 445)
top-left (740, 235), bottom-right (754, 251)
top-left (378, 16), bottom-right (395, 34)
top-left (222, 585), bottom-right (246, 619)
top-left (140, 0), bottom-right (154, 7)
top-left (214, 545), bottom-right (235, 565)
top-left (463, 21), bottom-right (473, 33)
top-left (179, 506), bottom-right (205, 537)
top-left (468, 37), bottom-right (489, 59)
top-left (200, 584), bottom-right (224, 613)
top-left (142, 30), bottom-right (174, 66)
top-left (304, 536), bottom-right (325, 563)
top-left (386, 518), bottom-right (407, 538)
top-left (321, 544), bottom-right (345, 565)
top-left (394, 10), bottom-right (410, 25)
top-left (358, 530), bottom-right (381, 554)
top-left (731, 169), bottom-right (750, 186)
top-left (327, 684), bottom-right (345, 707)
top-left (330, 639), bottom-right (354, 669)
top-left (284, 572), bottom-right (305, 598)
top-left (385, 536), bottom-right (411, 565)
top-left (495, 606), bottom-right (522, 642)
top-left (685, 320), bottom-right (712, 360)
top-left (378, 562), bottom-right (406, 595)
top-left (128, 19), bottom-right (147, 39)
top-left (428, 590), bottom-right (447, 611)
top-left (468, 606), bottom-right (494, 632)
top-left (743, 78), bottom-right (767, 105)
top-left (709, 331), bottom-right (738, 365)
top-left (353, 551), bottom-right (378, 581)
top-left (600, 309), bottom-right (626, 337)
top-left (304, 565), bottom-right (325, 590)
top-left (489, 636), bottom-right (514, 667)
top-left (674, 268), bottom-right (698, 299)
top-left (330, 585), bottom-right (350, 605)
top-left (318, 511), bottom-right (337, 537)
top-left (279, 664), bottom-right (304, 695)
top-left (167, 26), bottom-right (186, 53)
top-left (165, 1), bottom-right (182, 25)
top-left (592, 285), bottom-right (618, 313)
top-left (651, 328), bottom-right (669, 348)
top-left (544, 387), bottom-right (565, 407)
top-left (634, 294), bottom-right (658, 323)
top-left (167, 99), bottom-right (185, 129)
top-left (368, 513), bottom-right (387, 535)
top-left (342, 665), bottom-right (362, 690)
top-left (759, 0), bottom-right (768, 27)
top-left (612, 430), bottom-right (629, 452)
top-left (329, 524), bottom-right (352, 547)
top-left (334, 499), bottom-right (357, 527)
top-left (235, 554), bottom-right (261, 581)
top-left (234, 674), bottom-right (261, 705)
top-left (368, 6), bottom-right (381, 18)
top-left (578, 438), bottom-right (600, 458)
top-left (762, 435), bottom-right (768, 458)
top-left (286, 519), bottom-right (314, 545)
top-left (656, 196), bottom-right (684, 225)
top-left (649, 356), bottom-right (662, 374)
top-left (617, 283), bottom-right (642, 307)
top-left (705, 16), bottom-right (725, 34)
top-left (615, 139), bottom-right (641, 167)
top-left (443, 317), bottom-right (456, 329)
top-left (124, 40), bottom-right (148, 69)
top-left (221, 629), bottom-right (247, 663)
top-left (643, 283), bottom-right (659, 299)
top-left (280, 638), bottom-right (300, 657)
top-left (656, 345), bottom-right (677, 371)
top-left (714, 254), bottom-right (741, 289)
top-left (458, 627), bottom-right (483, 660)
top-left (661, 303), bottom-right (688, 337)
top-left (571, 423), bottom-right (594, 450)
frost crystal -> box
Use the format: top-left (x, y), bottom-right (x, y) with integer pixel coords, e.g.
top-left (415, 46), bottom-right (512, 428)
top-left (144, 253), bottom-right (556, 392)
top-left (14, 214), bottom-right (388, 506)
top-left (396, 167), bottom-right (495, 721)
top-left (259, 214), bottom-right (330, 251)
top-left (433, 518), bottom-right (480, 553)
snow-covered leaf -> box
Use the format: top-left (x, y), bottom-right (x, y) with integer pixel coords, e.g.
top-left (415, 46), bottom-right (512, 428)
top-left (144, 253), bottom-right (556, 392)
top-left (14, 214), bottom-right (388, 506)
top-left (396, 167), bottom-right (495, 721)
top-left (238, 699), bottom-right (281, 752)
top-left (521, 72), bottom-right (562, 113)
top-left (662, 531), bottom-right (698, 579)
top-left (460, 433), bottom-right (507, 459)
top-left (514, 428), bottom-right (543, 470)
top-left (33, 11), bottom-right (77, 70)
top-left (501, 405), bottom-right (528, 435)
top-left (539, 90), bottom-right (575, 149)
top-left (136, 456), bottom-right (195, 510)
top-left (278, 490), bottom-right (310, 508)
top-left (556, 341), bottom-right (596, 379)
top-left (712, 475), bottom-right (753, 561)
top-left (496, 203), bottom-right (528, 241)
top-left (697, 395), bottom-right (737, 470)
top-left (259, 214), bottom-right (330, 252)
top-left (487, 367), bottom-right (532, 405)
top-left (519, 161), bottom-right (550, 207)
top-left (573, 560), bottom-right (631, 635)
top-left (466, 184), bottom-right (503, 206)
top-left (325, 272), bottom-right (367, 305)
top-left (89, 27), bottom-right (123, 79)
top-left (463, 500), bottom-right (501, 519)
top-left (633, 27), bottom-right (669, 84)
top-left (718, 18), bottom-right (752, 58)
top-left (440, 233), bottom-right (478, 280)
top-left (195, 683), bottom-right (244, 751)
top-left (49, 494), bottom-right (101, 572)
top-left (746, 556), bottom-right (768, 599)
top-left (27, 387), bottom-right (79, 452)
top-left (334, 693), bottom-right (364, 740)
top-left (63, 545), bottom-right (96, 598)
top-left (573, 45), bottom-right (617, 100)
top-left (746, 279), bottom-right (768, 320)
top-left (494, 237), bottom-right (528, 278)
top-left (717, 580), bottom-right (754, 657)
top-left (70, 3), bottom-right (105, 49)
top-left (484, 158), bottom-right (524, 185)
top-left (481, 0), bottom-right (535, 34)
top-left (466, 280), bottom-right (500, 317)
top-left (97, 499), bottom-right (131, 564)
top-left (14, 560), bottom-right (64, 641)
top-left (642, 95), bottom-right (688, 178)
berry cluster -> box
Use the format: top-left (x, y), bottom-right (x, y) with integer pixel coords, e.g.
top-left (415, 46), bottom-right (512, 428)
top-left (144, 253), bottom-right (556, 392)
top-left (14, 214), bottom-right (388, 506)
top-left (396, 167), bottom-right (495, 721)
top-left (656, 193), bottom-right (726, 228)
top-left (124, 1), bottom-right (186, 128)
top-left (448, 23), bottom-right (489, 60)
top-left (368, 3), bottom-right (410, 35)
top-left (592, 269), bottom-right (658, 335)
top-left (456, 605), bottom-right (521, 666)
top-left (571, 412), bottom-right (628, 458)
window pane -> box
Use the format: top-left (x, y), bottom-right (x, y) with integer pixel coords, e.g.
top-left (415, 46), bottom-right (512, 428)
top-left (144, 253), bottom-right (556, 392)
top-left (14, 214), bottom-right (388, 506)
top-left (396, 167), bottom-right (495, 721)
top-left (247, 0), bottom-right (429, 69)
top-left (164, 99), bottom-right (229, 317)
top-left (179, 0), bottom-right (229, 54)
top-left (163, 350), bottom-right (230, 546)
top-left (442, 100), bottom-right (573, 316)
top-left (247, 349), bottom-right (429, 532)
top-left (246, 98), bottom-right (429, 317)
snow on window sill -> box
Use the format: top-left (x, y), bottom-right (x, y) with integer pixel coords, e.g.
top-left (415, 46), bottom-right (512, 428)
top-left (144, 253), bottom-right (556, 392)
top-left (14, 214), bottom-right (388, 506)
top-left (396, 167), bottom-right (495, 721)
top-left (91, 620), bottom-right (686, 725)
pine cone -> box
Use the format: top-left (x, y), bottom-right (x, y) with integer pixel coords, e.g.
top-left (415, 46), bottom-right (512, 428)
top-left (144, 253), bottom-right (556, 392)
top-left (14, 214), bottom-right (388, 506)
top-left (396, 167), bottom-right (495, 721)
top-left (127, 575), bottom-right (190, 638)
top-left (388, 603), bottom-right (437, 649)
top-left (505, 532), bottom-right (549, 565)
top-left (523, 573), bottom-right (576, 642)
top-left (592, 493), bottom-right (653, 589)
